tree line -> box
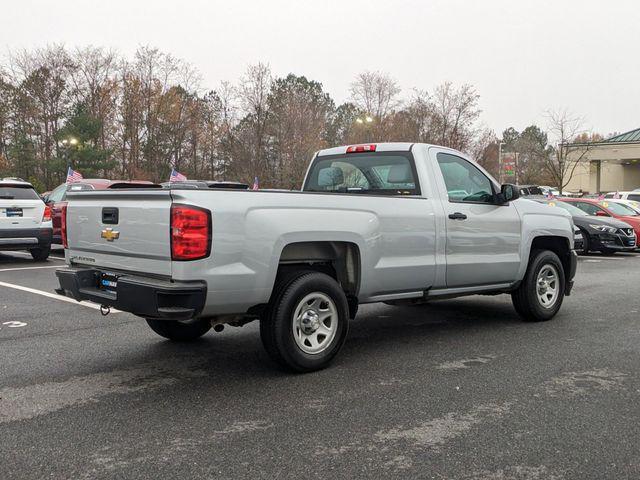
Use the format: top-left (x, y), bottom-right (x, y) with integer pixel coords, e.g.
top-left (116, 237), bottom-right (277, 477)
top-left (0, 45), bottom-right (595, 191)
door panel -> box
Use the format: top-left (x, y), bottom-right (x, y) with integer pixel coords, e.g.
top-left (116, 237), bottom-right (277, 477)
top-left (434, 151), bottom-right (522, 287)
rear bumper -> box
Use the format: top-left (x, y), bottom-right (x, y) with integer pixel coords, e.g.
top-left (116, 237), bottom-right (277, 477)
top-left (55, 267), bottom-right (207, 320)
top-left (0, 227), bottom-right (52, 250)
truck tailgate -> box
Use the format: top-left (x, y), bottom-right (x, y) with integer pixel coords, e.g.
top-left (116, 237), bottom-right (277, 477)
top-left (66, 189), bottom-right (172, 276)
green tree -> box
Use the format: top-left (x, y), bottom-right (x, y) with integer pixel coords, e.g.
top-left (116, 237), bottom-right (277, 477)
top-left (57, 103), bottom-right (115, 177)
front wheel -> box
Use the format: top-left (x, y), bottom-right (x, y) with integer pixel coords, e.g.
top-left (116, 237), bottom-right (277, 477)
top-left (578, 229), bottom-right (590, 255)
top-left (260, 271), bottom-right (349, 372)
top-left (512, 249), bottom-right (565, 322)
top-left (146, 318), bottom-right (211, 341)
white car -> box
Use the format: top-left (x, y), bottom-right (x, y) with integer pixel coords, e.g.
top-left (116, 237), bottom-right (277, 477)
top-left (0, 179), bottom-right (53, 260)
top-left (606, 198), bottom-right (640, 214)
top-left (603, 191), bottom-right (640, 202)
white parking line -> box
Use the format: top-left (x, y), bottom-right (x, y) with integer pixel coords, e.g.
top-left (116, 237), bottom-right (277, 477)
top-left (0, 251), bottom-right (65, 261)
top-left (579, 255), bottom-right (628, 260)
top-left (0, 280), bottom-right (120, 312)
top-left (0, 265), bottom-right (61, 273)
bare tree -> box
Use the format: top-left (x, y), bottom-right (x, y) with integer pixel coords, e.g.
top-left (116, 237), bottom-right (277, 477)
top-left (543, 109), bottom-right (592, 194)
top-left (430, 82), bottom-right (481, 152)
top-left (350, 71), bottom-right (401, 119)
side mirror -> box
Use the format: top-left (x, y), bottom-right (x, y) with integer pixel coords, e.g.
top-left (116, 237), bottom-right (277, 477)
top-left (497, 184), bottom-right (519, 204)
top-left (595, 210), bottom-right (609, 217)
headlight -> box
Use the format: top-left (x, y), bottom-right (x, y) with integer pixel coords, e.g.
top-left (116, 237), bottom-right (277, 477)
top-left (589, 224), bottom-right (617, 234)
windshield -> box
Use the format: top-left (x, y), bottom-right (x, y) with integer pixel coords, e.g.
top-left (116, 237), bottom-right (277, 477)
top-left (602, 201), bottom-right (639, 216)
top-left (546, 200), bottom-right (588, 216)
top-left (0, 185), bottom-right (39, 200)
top-left (304, 152), bottom-right (418, 195)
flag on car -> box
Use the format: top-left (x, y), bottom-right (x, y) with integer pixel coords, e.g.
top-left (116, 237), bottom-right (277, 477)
top-left (252, 176), bottom-right (259, 190)
top-left (66, 167), bottom-right (83, 184)
top-left (597, 193), bottom-right (605, 200)
top-left (169, 168), bottom-right (187, 182)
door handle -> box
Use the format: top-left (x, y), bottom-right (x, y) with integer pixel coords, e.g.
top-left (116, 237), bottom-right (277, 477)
top-left (448, 212), bottom-right (467, 220)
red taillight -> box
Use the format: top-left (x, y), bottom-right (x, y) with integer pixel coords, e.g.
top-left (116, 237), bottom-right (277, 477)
top-left (346, 144), bottom-right (376, 153)
top-left (61, 204), bottom-right (68, 248)
top-left (171, 204), bottom-right (211, 261)
top-left (42, 205), bottom-right (52, 222)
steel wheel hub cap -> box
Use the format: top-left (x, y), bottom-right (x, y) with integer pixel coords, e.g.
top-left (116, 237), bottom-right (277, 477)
top-left (292, 292), bottom-right (338, 355)
top-left (536, 264), bottom-right (559, 308)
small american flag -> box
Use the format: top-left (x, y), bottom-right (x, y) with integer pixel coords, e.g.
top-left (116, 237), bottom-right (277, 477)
top-left (66, 167), bottom-right (83, 183)
top-left (252, 176), bottom-right (259, 190)
top-left (169, 168), bottom-right (187, 182)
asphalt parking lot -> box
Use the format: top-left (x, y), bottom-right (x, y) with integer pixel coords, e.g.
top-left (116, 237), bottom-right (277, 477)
top-left (1, 251), bottom-right (640, 479)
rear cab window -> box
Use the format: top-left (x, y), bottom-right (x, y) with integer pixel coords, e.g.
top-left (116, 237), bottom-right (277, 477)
top-left (0, 185), bottom-right (39, 200)
top-left (304, 152), bottom-right (420, 195)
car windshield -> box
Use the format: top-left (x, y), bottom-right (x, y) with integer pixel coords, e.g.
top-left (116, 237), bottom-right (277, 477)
top-left (547, 200), bottom-right (588, 216)
top-left (0, 185), bottom-right (39, 200)
top-left (305, 152), bottom-right (418, 195)
top-left (602, 201), bottom-right (639, 216)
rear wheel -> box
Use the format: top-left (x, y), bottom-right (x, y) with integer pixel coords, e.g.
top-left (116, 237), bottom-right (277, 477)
top-left (145, 318), bottom-right (211, 341)
top-left (512, 249), bottom-right (565, 322)
top-left (30, 245), bottom-right (51, 261)
top-left (260, 271), bottom-right (349, 372)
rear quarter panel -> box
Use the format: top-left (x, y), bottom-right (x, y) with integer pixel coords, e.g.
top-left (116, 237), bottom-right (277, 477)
top-left (170, 189), bottom-right (438, 315)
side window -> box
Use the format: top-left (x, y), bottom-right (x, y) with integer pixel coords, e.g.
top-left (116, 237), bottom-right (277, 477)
top-left (628, 194), bottom-right (640, 202)
top-left (574, 202), bottom-right (600, 216)
top-left (48, 184), bottom-right (67, 203)
top-left (436, 153), bottom-right (494, 203)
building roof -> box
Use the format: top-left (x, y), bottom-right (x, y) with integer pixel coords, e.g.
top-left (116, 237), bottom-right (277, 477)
top-left (603, 127), bottom-right (640, 143)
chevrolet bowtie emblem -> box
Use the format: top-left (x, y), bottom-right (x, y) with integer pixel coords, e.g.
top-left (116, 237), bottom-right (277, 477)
top-left (101, 228), bottom-right (120, 242)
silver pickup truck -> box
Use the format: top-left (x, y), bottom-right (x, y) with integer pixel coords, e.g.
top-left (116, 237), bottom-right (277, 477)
top-left (56, 143), bottom-right (577, 372)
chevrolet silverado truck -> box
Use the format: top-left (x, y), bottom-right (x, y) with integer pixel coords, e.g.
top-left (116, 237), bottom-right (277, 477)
top-left (56, 143), bottom-right (577, 372)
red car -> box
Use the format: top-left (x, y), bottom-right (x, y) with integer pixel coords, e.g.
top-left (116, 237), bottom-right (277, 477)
top-left (44, 179), bottom-right (153, 245)
top-left (562, 197), bottom-right (640, 240)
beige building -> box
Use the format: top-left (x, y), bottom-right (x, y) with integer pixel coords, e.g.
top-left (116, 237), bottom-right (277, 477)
top-left (564, 127), bottom-right (640, 194)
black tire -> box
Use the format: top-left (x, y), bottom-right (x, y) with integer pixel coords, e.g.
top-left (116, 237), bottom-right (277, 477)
top-left (578, 229), bottom-right (589, 255)
top-left (512, 249), bottom-right (565, 322)
top-left (145, 318), bottom-right (211, 341)
top-left (30, 245), bottom-right (51, 261)
top-left (260, 271), bottom-right (349, 373)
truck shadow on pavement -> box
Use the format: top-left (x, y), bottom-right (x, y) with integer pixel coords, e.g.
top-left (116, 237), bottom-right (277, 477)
top-left (125, 296), bottom-right (536, 381)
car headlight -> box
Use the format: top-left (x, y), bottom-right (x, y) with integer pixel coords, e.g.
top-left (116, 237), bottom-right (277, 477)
top-left (589, 224), bottom-right (617, 234)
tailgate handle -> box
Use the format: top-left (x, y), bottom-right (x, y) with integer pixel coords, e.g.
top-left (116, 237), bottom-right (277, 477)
top-left (102, 207), bottom-right (119, 225)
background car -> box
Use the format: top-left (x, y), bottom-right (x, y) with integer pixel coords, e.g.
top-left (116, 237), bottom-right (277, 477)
top-left (44, 179), bottom-right (154, 245)
top-left (531, 197), bottom-right (636, 254)
top-left (539, 185), bottom-right (560, 196)
top-left (517, 185), bottom-right (543, 196)
top-left (563, 197), bottom-right (640, 245)
top-left (606, 198), bottom-right (640, 215)
top-left (0, 178), bottom-right (52, 260)
top-left (603, 191), bottom-right (640, 201)
top-left (160, 180), bottom-right (249, 190)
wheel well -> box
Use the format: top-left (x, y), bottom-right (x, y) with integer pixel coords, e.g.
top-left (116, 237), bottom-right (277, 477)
top-left (277, 241), bottom-right (361, 297)
top-left (530, 236), bottom-right (571, 274)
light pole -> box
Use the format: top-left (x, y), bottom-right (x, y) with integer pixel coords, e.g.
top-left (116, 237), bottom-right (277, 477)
top-left (60, 137), bottom-right (78, 171)
top-left (498, 141), bottom-right (505, 184)
top-left (355, 116), bottom-right (374, 142)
